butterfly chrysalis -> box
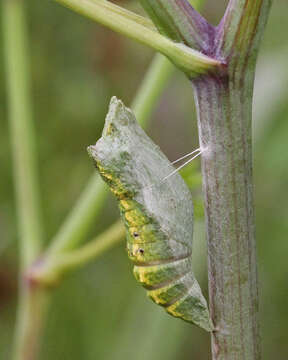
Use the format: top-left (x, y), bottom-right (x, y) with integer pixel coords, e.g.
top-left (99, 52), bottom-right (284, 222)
top-left (88, 97), bottom-right (213, 331)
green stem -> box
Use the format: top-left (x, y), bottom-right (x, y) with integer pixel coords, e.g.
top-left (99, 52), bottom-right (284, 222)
top-left (217, 0), bottom-right (272, 58)
top-left (47, 173), bottom-right (109, 254)
top-left (2, 1), bottom-right (46, 359)
top-left (194, 0), bottom-right (272, 358)
top-left (2, 0), bottom-right (43, 270)
top-left (90, 0), bottom-right (157, 31)
top-left (54, 0), bottom-right (221, 77)
top-left (31, 221), bottom-right (125, 285)
top-left (131, 54), bottom-right (174, 124)
top-left (12, 285), bottom-right (48, 360)
top-left (140, 0), bottom-right (213, 51)
top-left (194, 74), bottom-right (259, 359)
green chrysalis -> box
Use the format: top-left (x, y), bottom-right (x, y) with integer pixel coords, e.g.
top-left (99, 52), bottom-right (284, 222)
top-left (88, 97), bottom-right (213, 331)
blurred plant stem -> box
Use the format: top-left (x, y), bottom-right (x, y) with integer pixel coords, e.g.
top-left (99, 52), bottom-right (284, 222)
top-left (2, 0), bottom-right (47, 359)
top-left (47, 174), bottom-right (110, 254)
top-left (54, 0), bottom-right (221, 77)
top-left (12, 286), bottom-right (48, 360)
top-left (2, 0), bottom-right (43, 272)
top-left (30, 221), bottom-right (125, 285)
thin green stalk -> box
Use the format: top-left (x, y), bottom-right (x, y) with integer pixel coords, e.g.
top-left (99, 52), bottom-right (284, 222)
top-left (217, 0), bottom-right (272, 58)
top-left (12, 286), bottom-right (48, 360)
top-left (48, 173), bottom-right (109, 254)
top-left (54, 0), bottom-right (221, 77)
top-left (3, 0), bottom-right (43, 270)
top-left (140, 0), bottom-right (213, 51)
top-left (131, 54), bottom-right (174, 125)
top-left (31, 221), bottom-right (125, 285)
top-left (2, 1), bottom-right (46, 359)
top-left (90, 0), bottom-right (157, 31)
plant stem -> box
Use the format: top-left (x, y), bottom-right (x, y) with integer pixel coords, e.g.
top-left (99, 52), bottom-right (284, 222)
top-left (48, 173), bottom-right (109, 254)
top-left (30, 221), bottom-right (125, 285)
top-left (131, 54), bottom-right (174, 125)
top-left (13, 285), bottom-right (48, 360)
top-left (54, 0), bottom-right (221, 77)
top-left (2, 0), bottom-right (43, 270)
top-left (2, 1), bottom-right (46, 359)
top-left (140, 0), bottom-right (213, 51)
top-left (217, 0), bottom-right (272, 58)
top-left (194, 74), bottom-right (259, 359)
top-left (193, 1), bottom-right (272, 358)
top-left (91, 0), bottom-right (157, 31)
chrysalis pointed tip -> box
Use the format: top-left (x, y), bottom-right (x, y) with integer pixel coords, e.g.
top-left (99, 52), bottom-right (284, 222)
top-left (103, 96), bottom-right (136, 137)
top-left (109, 95), bottom-right (121, 106)
top-left (102, 96), bottom-right (124, 136)
top-left (109, 96), bottom-right (125, 115)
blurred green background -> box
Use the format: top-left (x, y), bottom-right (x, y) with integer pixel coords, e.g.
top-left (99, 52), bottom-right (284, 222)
top-left (0, 1), bottom-right (287, 359)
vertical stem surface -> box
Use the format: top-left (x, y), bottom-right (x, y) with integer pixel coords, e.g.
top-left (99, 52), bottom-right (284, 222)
top-left (2, 1), bottom-right (47, 359)
top-left (194, 1), bottom-right (272, 358)
top-left (3, 0), bottom-right (43, 270)
top-left (194, 72), bottom-right (259, 359)
top-left (13, 285), bottom-right (48, 360)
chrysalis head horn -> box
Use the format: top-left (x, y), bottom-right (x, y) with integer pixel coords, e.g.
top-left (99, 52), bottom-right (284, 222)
top-left (102, 96), bottom-right (135, 137)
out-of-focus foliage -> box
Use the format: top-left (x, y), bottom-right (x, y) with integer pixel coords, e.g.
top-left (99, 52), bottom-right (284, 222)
top-left (0, 1), bottom-right (287, 359)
